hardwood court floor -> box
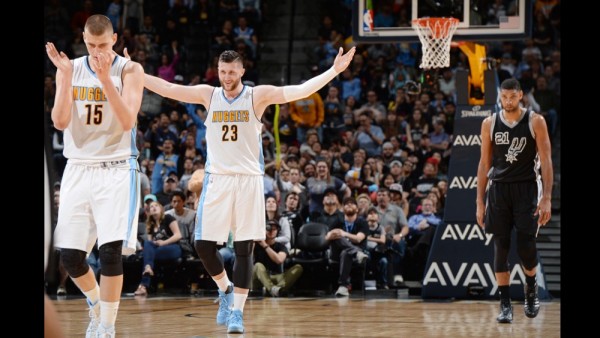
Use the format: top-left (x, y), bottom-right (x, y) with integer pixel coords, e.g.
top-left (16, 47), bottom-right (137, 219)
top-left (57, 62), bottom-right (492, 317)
top-left (53, 296), bottom-right (560, 337)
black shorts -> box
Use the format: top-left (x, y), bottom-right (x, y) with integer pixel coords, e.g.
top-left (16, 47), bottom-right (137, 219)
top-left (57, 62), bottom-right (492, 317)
top-left (485, 180), bottom-right (539, 236)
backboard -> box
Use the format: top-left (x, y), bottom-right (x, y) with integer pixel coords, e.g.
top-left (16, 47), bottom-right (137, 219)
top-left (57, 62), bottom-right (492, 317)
top-left (353, 0), bottom-right (533, 43)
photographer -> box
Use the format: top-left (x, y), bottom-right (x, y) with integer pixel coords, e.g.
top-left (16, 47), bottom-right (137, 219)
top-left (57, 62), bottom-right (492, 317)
top-left (252, 221), bottom-right (303, 297)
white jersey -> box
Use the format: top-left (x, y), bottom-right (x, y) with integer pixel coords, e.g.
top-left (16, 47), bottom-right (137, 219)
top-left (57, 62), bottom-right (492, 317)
top-left (63, 55), bottom-right (138, 161)
top-left (204, 85), bottom-right (264, 175)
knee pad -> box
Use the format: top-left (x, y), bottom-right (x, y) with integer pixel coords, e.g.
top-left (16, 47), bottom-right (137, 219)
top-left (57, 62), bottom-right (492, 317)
top-left (60, 249), bottom-right (89, 278)
top-left (516, 232), bottom-right (538, 270)
top-left (493, 235), bottom-right (511, 273)
top-left (234, 240), bottom-right (255, 256)
top-left (195, 240), bottom-right (224, 276)
top-left (233, 240), bottom-right (255, 289)
top-left (99, 241), bottom-right (123, 276)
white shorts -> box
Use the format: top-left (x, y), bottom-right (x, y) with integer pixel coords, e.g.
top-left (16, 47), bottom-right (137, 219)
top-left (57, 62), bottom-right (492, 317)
top-left (54, 158), bottom-right (140, 256)
top-left (196, 174), bottom-right (266, 243)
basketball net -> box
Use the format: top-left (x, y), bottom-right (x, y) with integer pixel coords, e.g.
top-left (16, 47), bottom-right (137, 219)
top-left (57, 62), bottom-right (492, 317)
top-left (412, 17), bottom-right (459, 69)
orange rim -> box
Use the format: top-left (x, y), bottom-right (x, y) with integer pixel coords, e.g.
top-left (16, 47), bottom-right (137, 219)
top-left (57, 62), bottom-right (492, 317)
top-left (413, 17), bottom-right (459, 39)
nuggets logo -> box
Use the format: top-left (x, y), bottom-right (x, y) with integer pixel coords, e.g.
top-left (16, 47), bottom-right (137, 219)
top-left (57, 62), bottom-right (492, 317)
top-left (212, 110), bottom-right (250, 123)
top-left (73, 86), bottom-right (108, 102)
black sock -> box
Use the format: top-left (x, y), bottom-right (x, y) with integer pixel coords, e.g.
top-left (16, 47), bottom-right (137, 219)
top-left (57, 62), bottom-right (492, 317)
top-left (499, 285), bottom-right (510, 301)
top-left (525, 274), bottom-right (536, 287)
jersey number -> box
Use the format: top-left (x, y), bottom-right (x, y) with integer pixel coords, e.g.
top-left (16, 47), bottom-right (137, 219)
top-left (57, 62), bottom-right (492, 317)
top-left (222, 124), bottom-right (238, 141)
top-left (85, 104), bottom-right (103, 125)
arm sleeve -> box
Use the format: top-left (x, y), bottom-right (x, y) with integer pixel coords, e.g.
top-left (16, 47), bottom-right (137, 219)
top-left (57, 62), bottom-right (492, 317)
top-left (283, 67), bottom-right (338, 102)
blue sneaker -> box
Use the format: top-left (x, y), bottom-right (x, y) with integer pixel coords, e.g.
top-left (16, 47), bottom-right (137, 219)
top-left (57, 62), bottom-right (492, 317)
top-left (85, 300), bottom-right (99, 338)
top-left (216, 284), bottom-right (234, 325)
top-left (227, 309), bottom-right (244, 333)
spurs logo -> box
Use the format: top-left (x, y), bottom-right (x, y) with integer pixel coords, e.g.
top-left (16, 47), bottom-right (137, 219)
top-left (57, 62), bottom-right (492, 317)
top-left (505, 137), bottom-right (526, 163)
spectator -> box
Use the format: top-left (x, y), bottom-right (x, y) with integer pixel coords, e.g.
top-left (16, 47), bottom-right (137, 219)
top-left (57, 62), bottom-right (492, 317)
top-left (375, 187), bottom-right (409, 285)
top-left (156, 175), bottom-right (179, 207)
top-left (289, 89), bottom-right (325, 144)
top-left (306, 160), bottom-right (351, 219)
top-left (134, 201), bottom-right (183, 296)
top-left (352, 112), bottom-right (385, 157)
top-left (165, 190), bottom-right (196, 258)
top-left (265, 196), bottom-right (292, 251)
top-left (326, 197), bottom-right (369, 297)
top-left (252, 220), bottom-right (303, 297)
top-left (365, 208), bottom-right (389, 289)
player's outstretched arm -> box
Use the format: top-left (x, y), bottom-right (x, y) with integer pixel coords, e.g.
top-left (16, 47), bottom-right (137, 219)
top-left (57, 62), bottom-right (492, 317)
top-left (46, 42), bottom-right (74, 130)
top-left (253, 47), bottom-right (356, 117)
top-left (122, 48), bottom-right (213, 107)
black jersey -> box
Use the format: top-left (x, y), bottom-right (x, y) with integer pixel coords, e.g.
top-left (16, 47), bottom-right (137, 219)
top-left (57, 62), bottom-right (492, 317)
top-left (489, 109), bottom-right (540, 183)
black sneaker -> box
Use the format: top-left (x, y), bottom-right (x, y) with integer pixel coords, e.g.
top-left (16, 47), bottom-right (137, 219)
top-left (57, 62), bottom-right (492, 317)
top-left (496, 300), bottom-right (513, 323)
top-left (524, 283), bottom-right (540, 318)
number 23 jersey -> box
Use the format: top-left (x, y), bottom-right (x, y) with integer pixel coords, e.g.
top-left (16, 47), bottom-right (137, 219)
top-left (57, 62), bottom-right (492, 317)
top-left (204, 85), bottom-right (264, 175)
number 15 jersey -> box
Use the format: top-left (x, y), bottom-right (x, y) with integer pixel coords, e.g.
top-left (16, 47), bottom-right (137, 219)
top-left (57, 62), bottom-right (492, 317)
top-left (204, 85), bottom-right (264, 175)
top-left (65, 55), bottom-right (138, 161)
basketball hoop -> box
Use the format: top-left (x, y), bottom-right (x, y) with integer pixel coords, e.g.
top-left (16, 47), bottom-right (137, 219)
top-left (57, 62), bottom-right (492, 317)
top-left (412, 17), bottom-right (459, 69)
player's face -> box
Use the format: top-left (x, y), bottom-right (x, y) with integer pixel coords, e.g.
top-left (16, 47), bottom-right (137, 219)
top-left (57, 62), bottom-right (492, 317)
top-left (500, 89), bottom-right (523, 114)
top-left (218, 61), bottom-right (245, 93)
top-left (83, 30), bottom-right (116, 59)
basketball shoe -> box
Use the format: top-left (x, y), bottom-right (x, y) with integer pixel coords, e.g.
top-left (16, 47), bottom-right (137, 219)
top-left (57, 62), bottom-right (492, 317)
top-left (496, 299), bottom-right (513, 323)
top-left (227, 309), bottom-right (245, 333)
top-left (524, 283), bottom-right (540, 318)
top-left (96, 324), bottom-right (115, 338)
top-left (85, 300), bottom-right (99, 338)
top-left (216, 283), bottom-right (234, 325)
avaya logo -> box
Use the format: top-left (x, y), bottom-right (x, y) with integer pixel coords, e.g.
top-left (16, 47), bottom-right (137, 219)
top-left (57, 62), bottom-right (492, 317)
top-left (423, 262), bottom-right (531, 295)
top-left (449, 176), bottom-right (477, 189)
top-left (453, 134), bottom-right (481, 146)
top-left (441, 224), bottom-right (493, 245)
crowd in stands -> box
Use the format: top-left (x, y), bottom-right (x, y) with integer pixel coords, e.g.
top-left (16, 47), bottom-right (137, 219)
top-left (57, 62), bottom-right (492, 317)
top-left (45, 0), bottom-right (560, 296)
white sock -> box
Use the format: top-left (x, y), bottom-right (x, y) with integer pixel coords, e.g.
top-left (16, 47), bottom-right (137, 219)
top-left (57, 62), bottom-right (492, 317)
top-left (100, 300), bottom-right (119, 329)
top-left (233, 293), bottom-right (248, 312)
top-left (214, 274), bottom-right (232, 292)
top-left (82, 285), bottom-right (100, 317)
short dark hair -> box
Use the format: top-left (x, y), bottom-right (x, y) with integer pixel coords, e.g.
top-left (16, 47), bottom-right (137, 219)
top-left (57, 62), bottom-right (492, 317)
top-left (285, 191), bottom-right (299, 201)
top-left (219, 50), bottom-right (243, 64)
top-left (342, 196), bottom-right (357, 205)
top-left (500, 78), bottom-right (521, 91)
top-left (170, 190), bottom-right (186, 201)
top-left (367, 207), bottom-right (379, 216)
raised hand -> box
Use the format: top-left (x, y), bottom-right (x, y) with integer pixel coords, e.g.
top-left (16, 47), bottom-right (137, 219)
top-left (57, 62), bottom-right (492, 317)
top-left (333, 46), bottom-right (356, 74)
top-left (45, 42), bottom-right (72, 74)
top-left (89, 52), bottom-right (113, 81)
top-left (122, 47), bottom-right (132, 60)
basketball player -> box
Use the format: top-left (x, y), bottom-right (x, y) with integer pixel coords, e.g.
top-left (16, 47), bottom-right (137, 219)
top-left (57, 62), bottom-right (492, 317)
top-left (476, 78), bottom-right (552, 323)
top-left (126, 46), bottom-right (355, 333)
top-left (46, 15), bottom-right (144, 338)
